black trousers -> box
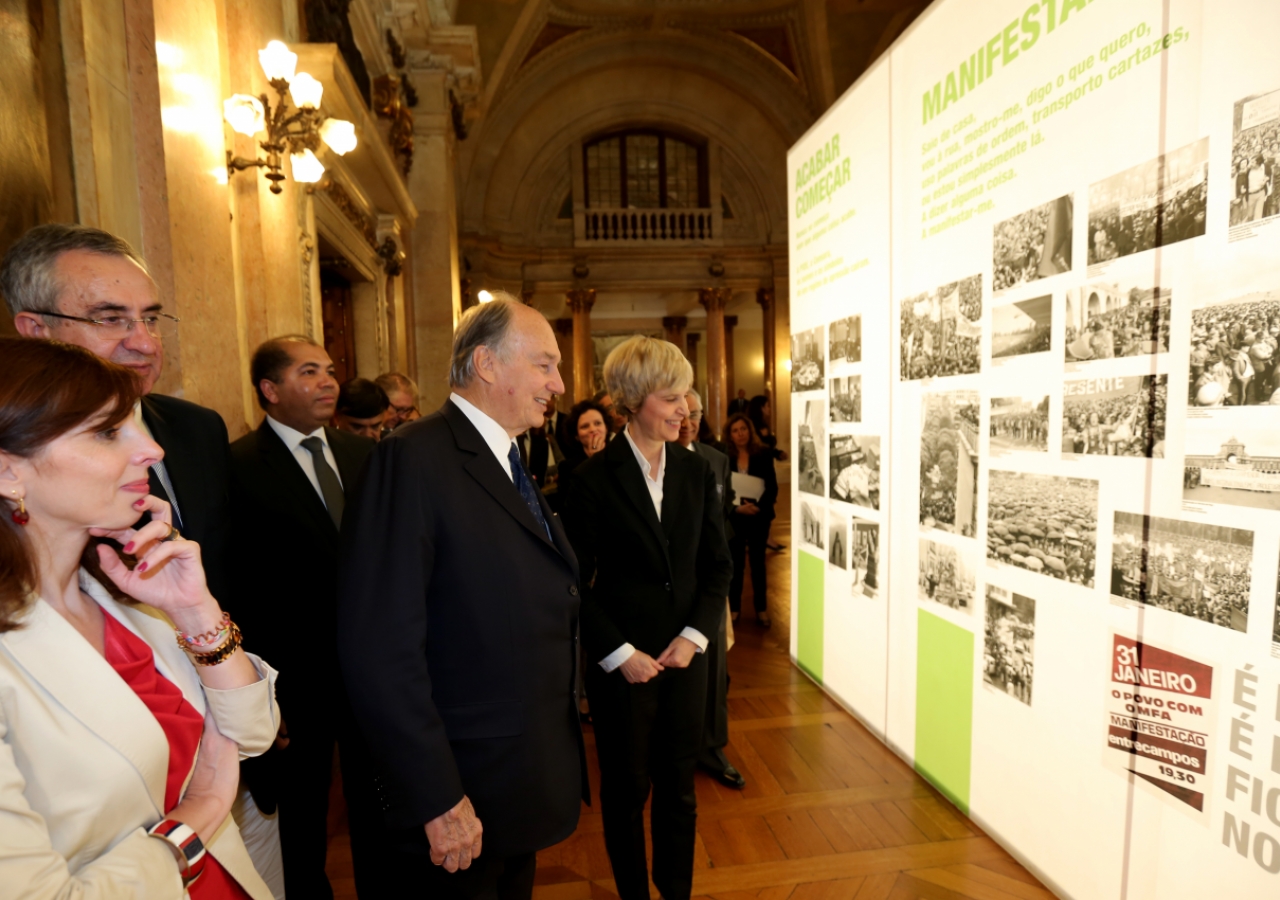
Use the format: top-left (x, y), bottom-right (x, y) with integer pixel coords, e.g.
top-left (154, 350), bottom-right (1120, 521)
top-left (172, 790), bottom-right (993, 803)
top-left (700, 606), bottom-right (729, 760)
top-left (385, 829), bottom-right (538, 900)
top-left (729, 521), bottom-right (769, 614)
top-left (587, 654), bottom-right (708, 900)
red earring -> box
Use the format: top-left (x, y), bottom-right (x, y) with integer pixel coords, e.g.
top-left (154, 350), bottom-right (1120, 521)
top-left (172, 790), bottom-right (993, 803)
top-left (10, 495), bottom-right (27, 526)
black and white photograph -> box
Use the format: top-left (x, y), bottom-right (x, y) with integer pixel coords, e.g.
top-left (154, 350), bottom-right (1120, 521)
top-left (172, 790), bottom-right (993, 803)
top-left (1062, 375), bottom-right (1167, 459)
top-left (918, 538), bottom-right (976, 613)
top-left (830, 375), bottom-right (861, 423)
top-left (829, 315), bottom-right (862, 364)
top-left (920, 391), bottom-right (979, 536)
top-left (1110, 512), bottom-right (1251, 634)
top-left (791, 325), bottom-right (825, 392)
top-left (851, 519), bottom-right (880, 598)
top-left (991, 294), bottom-right (1052, 361)
top-left (1065, 283), bottom-right (1171, 367)
top-left (830, 433), bottom-right (880, 510)
top-left (798, 398), bottom-right (826, 496)
top-left (1273, 566), bottom-right (1280, 650)
top-left (1183, 420), bottom-right (1280, 512)
top-left (988, 471), bottom-right (1098, 587)
top-left (990, 395), bottom-right (1049, 455)
top-left (1230, 89), bottom-right (1280, 228)
top-left (1087, 137), bottom-right (1208, 265)
top-left (800, 500), bottom-right (825, 554)
top-left (828, 513), bottom-right (848, 570)
top-left (984, 586), bottom-right (1035, 706)
top-left (900, 274), bottom-right (982, 380)
top-left (1188, 292), bottom-right (1280, 408)
top-left (992, 195), bottom-right (1073, 292)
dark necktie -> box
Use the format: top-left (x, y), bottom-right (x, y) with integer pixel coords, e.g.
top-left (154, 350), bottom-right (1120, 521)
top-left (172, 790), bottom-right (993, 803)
top-left (301, 436), bottom-right (344, 528)
top-left (508, 442), bottom-right (550, 540)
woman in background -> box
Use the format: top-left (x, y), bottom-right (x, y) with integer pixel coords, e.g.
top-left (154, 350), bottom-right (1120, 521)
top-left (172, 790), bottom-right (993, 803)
top-left (724, 413), bottom-right (778, 626)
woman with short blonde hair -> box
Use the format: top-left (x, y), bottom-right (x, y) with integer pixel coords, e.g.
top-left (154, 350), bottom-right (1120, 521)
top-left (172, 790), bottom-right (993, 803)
top-left (565, 335), bottom-right (732, 900)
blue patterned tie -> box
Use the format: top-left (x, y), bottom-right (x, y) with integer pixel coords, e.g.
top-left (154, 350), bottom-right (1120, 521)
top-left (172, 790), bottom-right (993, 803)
top-left (508, 442), bottom-right (551, 540)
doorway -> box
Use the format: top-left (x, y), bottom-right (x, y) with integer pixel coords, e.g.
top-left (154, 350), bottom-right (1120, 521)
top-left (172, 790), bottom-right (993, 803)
top-left (321, 269), bottom-right (356, 383)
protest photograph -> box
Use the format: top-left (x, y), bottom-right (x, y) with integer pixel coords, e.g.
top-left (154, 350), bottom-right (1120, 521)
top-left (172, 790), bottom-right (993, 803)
top-left (900, 274), bottom-right (983, 380)
top-left (800, 500), bottom-right (825, 554)
top-left (984, 586), bottom-right (1035, 706)
top-left (831, 433), bottom-right (880, 510)
top-left (830, 315), bottom-right (862, 364)
top-left (828, 512), bottom-right (848, 569)
top-left (1183, 419), bottom-right (1280, 512)
top-left (1110, 512), bottom-right (1252, 634)
top-left (1062, 375), bottom-right (1167, 459)
top-left (1065, 283), bottom-right (1172, 368)
top-left (1230, 89), bottom-right (1280, 228)
top-left (1188, 292), bottom-right (1280, 408)
top-left (798, 398), bottom-right (827, 496)
top-left (851, 519), bottom-right (880, 598)
top-left (992, 294), bottom-right (1052, 362)
top-left (918, 538), bottom-right (976, 613)
top-left (791, 325), bottom-right (825, 391)
top-left (1087, 137), bottom-right (1208, 265)
top-left (987, 470), bottom-right (1098, 588)
top-left (992, 195), bottom-right (1073, 292)
top-left (830, 375), bottom-right (861, 423)
top-left (990, 395), bottom-right (1049, 456)
top-left (920, 391), bottom-right (979, 536)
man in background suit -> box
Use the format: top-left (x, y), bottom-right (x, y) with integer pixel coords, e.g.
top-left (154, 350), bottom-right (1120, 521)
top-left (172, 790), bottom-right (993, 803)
top-left (680, 389), bottom-right (745, 790)
top-left (339, 295), bottom-right (585, 899)
top-left (229, 335), bottom-right (386, 899)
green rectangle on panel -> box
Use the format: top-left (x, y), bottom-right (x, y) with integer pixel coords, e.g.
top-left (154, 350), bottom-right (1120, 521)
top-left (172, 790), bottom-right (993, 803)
top-left (914, 609), bottom-right (973, 814)
top-left (796, 551), bottom-right (824, 683)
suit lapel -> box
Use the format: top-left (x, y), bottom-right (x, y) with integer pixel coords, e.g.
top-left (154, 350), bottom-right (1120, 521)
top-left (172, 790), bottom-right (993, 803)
top-left (256, 421), bottom-right (337, 538)
top-left (326, 427), bottom-right (368, 491)
top-left (140, 397), bottom-right (198, 528)
top-left (607, 437), bottom-right (671, 568)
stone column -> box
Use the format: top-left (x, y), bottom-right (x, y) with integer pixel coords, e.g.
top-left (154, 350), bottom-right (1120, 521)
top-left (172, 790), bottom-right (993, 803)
top-left (686, 331), bottom-right (701, 373)
top-left (724, 314), bottom-right (738, 402)
top-left (663, 316), bottom-right (687, 351)
top-left (567, 288), bottom-right (596, 402)
top-left (757, 287), bottom-right (776, 432)
top-left (699, 288), bottom-right (731, 439)
top-left (553, 318), bottom-right (575, 407)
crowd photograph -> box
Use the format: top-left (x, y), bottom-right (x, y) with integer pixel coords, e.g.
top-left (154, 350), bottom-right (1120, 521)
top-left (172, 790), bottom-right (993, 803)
top-left (791, 325), bottom-right (825, 391)
top-left (992, 195), bottom-right (1073, 292)
top-left (984, 587), bottom-right (1035, 706)
top-left (990, 395), bottom-right (1049, 455)
top-left (851, 519), bottom-right (881, 597)
top-left (798, 399), bottom-right (827, 496)
top-left (918, 539), bottom-right (976, 613)
top-left (991, 294), bottom-right (1052, 361)
top-left (919, 391), bottom-right (979, 535)
top-left (1087, 138), bottom-right (1209, 264)
top-left (1188, 293), bottom-right (1280, 407)
top-left (1230, 90), bottom-right (1280, 227)
top-left (830, 375), bottom-right (861, 423)
top-left (900, 274), bottom-right (983, 380)
top-left (830, 433), bottom-right (881, 510)
top-left (1110, 512), bottom-right (1252, 634)
top-left (1062, 375), bottom-right (1167, 459)
top-left (987, 471), bottom-right (1099, 587)
top-left (829, 315), bottom-right (862, 364)
top-left (1065, 287), bottom-right (1172, 366)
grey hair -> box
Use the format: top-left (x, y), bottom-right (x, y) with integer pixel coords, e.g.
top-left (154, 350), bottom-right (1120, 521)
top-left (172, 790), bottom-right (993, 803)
top-left (685, 386), bottom-right (702, 405)
top-left (375, 371), bottom-right (419, 403)
top-left (0, 223), bottom-right (150, 317)
top-left (449, 292), bottom-right (522, 388)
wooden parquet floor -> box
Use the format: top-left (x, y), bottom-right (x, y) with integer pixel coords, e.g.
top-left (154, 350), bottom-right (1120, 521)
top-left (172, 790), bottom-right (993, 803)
top-left (327, 494), bottom-right (1057, 900)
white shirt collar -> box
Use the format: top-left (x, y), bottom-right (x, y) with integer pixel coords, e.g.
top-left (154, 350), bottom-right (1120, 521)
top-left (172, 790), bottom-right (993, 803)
top-left (265, 414), bottom-right (328, 453)
top-left (450, 392), bottom-right (517, 474)
top-left (623, 425), bottom-right (666, 485)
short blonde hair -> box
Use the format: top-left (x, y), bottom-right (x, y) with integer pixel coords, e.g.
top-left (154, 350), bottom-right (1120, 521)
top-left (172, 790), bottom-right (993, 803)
top-left (603, 335), bottom-right (693, 414)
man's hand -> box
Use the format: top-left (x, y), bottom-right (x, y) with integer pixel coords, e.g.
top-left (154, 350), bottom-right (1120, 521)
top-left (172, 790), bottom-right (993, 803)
top-left (655, 635), bottom-right (697, 669)
top-left (425, 796), bottom-right (483, 872)
top-left (734, 501), bottom-right (760, 516)
top-left (618, 650), bottom-right (664, 684)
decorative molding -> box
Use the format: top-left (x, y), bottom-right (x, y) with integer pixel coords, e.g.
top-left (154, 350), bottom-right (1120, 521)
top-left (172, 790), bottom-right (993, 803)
top-left (299, 229), bottom-right (317, 337)
top-left (324, 180), bottom-right (378, 247)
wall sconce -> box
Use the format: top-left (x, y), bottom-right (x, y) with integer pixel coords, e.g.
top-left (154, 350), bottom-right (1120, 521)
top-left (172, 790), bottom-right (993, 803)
top-left (224, 40), bottom-right (357, 193)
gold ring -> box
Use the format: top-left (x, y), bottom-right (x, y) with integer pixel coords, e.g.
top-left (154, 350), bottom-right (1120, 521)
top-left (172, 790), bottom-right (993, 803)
top-left (162, 526), bottom-right (182, 542)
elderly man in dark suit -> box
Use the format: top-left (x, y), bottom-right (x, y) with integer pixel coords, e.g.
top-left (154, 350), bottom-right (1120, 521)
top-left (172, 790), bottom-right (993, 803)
top-left (229, 335), bottom-right (386, 899)
top-left (338, 293), bottom-right (585, 900)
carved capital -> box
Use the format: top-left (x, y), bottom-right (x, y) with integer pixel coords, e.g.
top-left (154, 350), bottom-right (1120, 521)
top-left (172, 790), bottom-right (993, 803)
top-left (567, 288), bottom-right (596, 314)
top-left (756, 287), bottom-right (774, 311)
top-left (698, 287), bottom-right (732, 312)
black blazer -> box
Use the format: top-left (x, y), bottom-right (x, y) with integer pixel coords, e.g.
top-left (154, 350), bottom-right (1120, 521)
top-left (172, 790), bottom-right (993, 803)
top-left (140, 395), bottom-right (233, 603)
top-left (692, 440), bottom-right (734, 531)
top-left (730, 447), bottom-right (779, 523)
top-left (337, 401), bottom-right (586, 855)
top-left (566, 434), bottom-right (733, 664)
top-left (226, 419), bottom-right (374, 695)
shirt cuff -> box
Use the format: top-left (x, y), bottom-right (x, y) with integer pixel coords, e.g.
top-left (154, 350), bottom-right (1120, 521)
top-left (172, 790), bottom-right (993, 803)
top-left (599, 643), bottom-right (637, 672)
top-left (680, 628), bottom-right (708, 653)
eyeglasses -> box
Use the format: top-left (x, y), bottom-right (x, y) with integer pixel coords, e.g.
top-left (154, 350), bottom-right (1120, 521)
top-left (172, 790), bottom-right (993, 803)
top-left (390, 403), bottom-right (418, 417)
top-left (686, 411), bottom-right (703, 421)
top-left (27, 310), bottom-right (180, 337)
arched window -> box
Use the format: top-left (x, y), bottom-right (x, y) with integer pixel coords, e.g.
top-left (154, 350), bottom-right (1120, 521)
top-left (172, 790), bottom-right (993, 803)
top-left (583, 130), bottom-right (708, 209)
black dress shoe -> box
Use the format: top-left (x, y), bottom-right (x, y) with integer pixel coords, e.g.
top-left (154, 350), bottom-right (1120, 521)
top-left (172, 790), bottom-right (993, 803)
top-left (712, 764), bottom-right (746, 789)
top-left (699, 754), bottom-right (747, 789)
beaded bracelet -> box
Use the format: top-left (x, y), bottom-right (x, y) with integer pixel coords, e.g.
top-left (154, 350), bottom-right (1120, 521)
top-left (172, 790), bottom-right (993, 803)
top-left (175, 612), bottom-right (231, 649)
